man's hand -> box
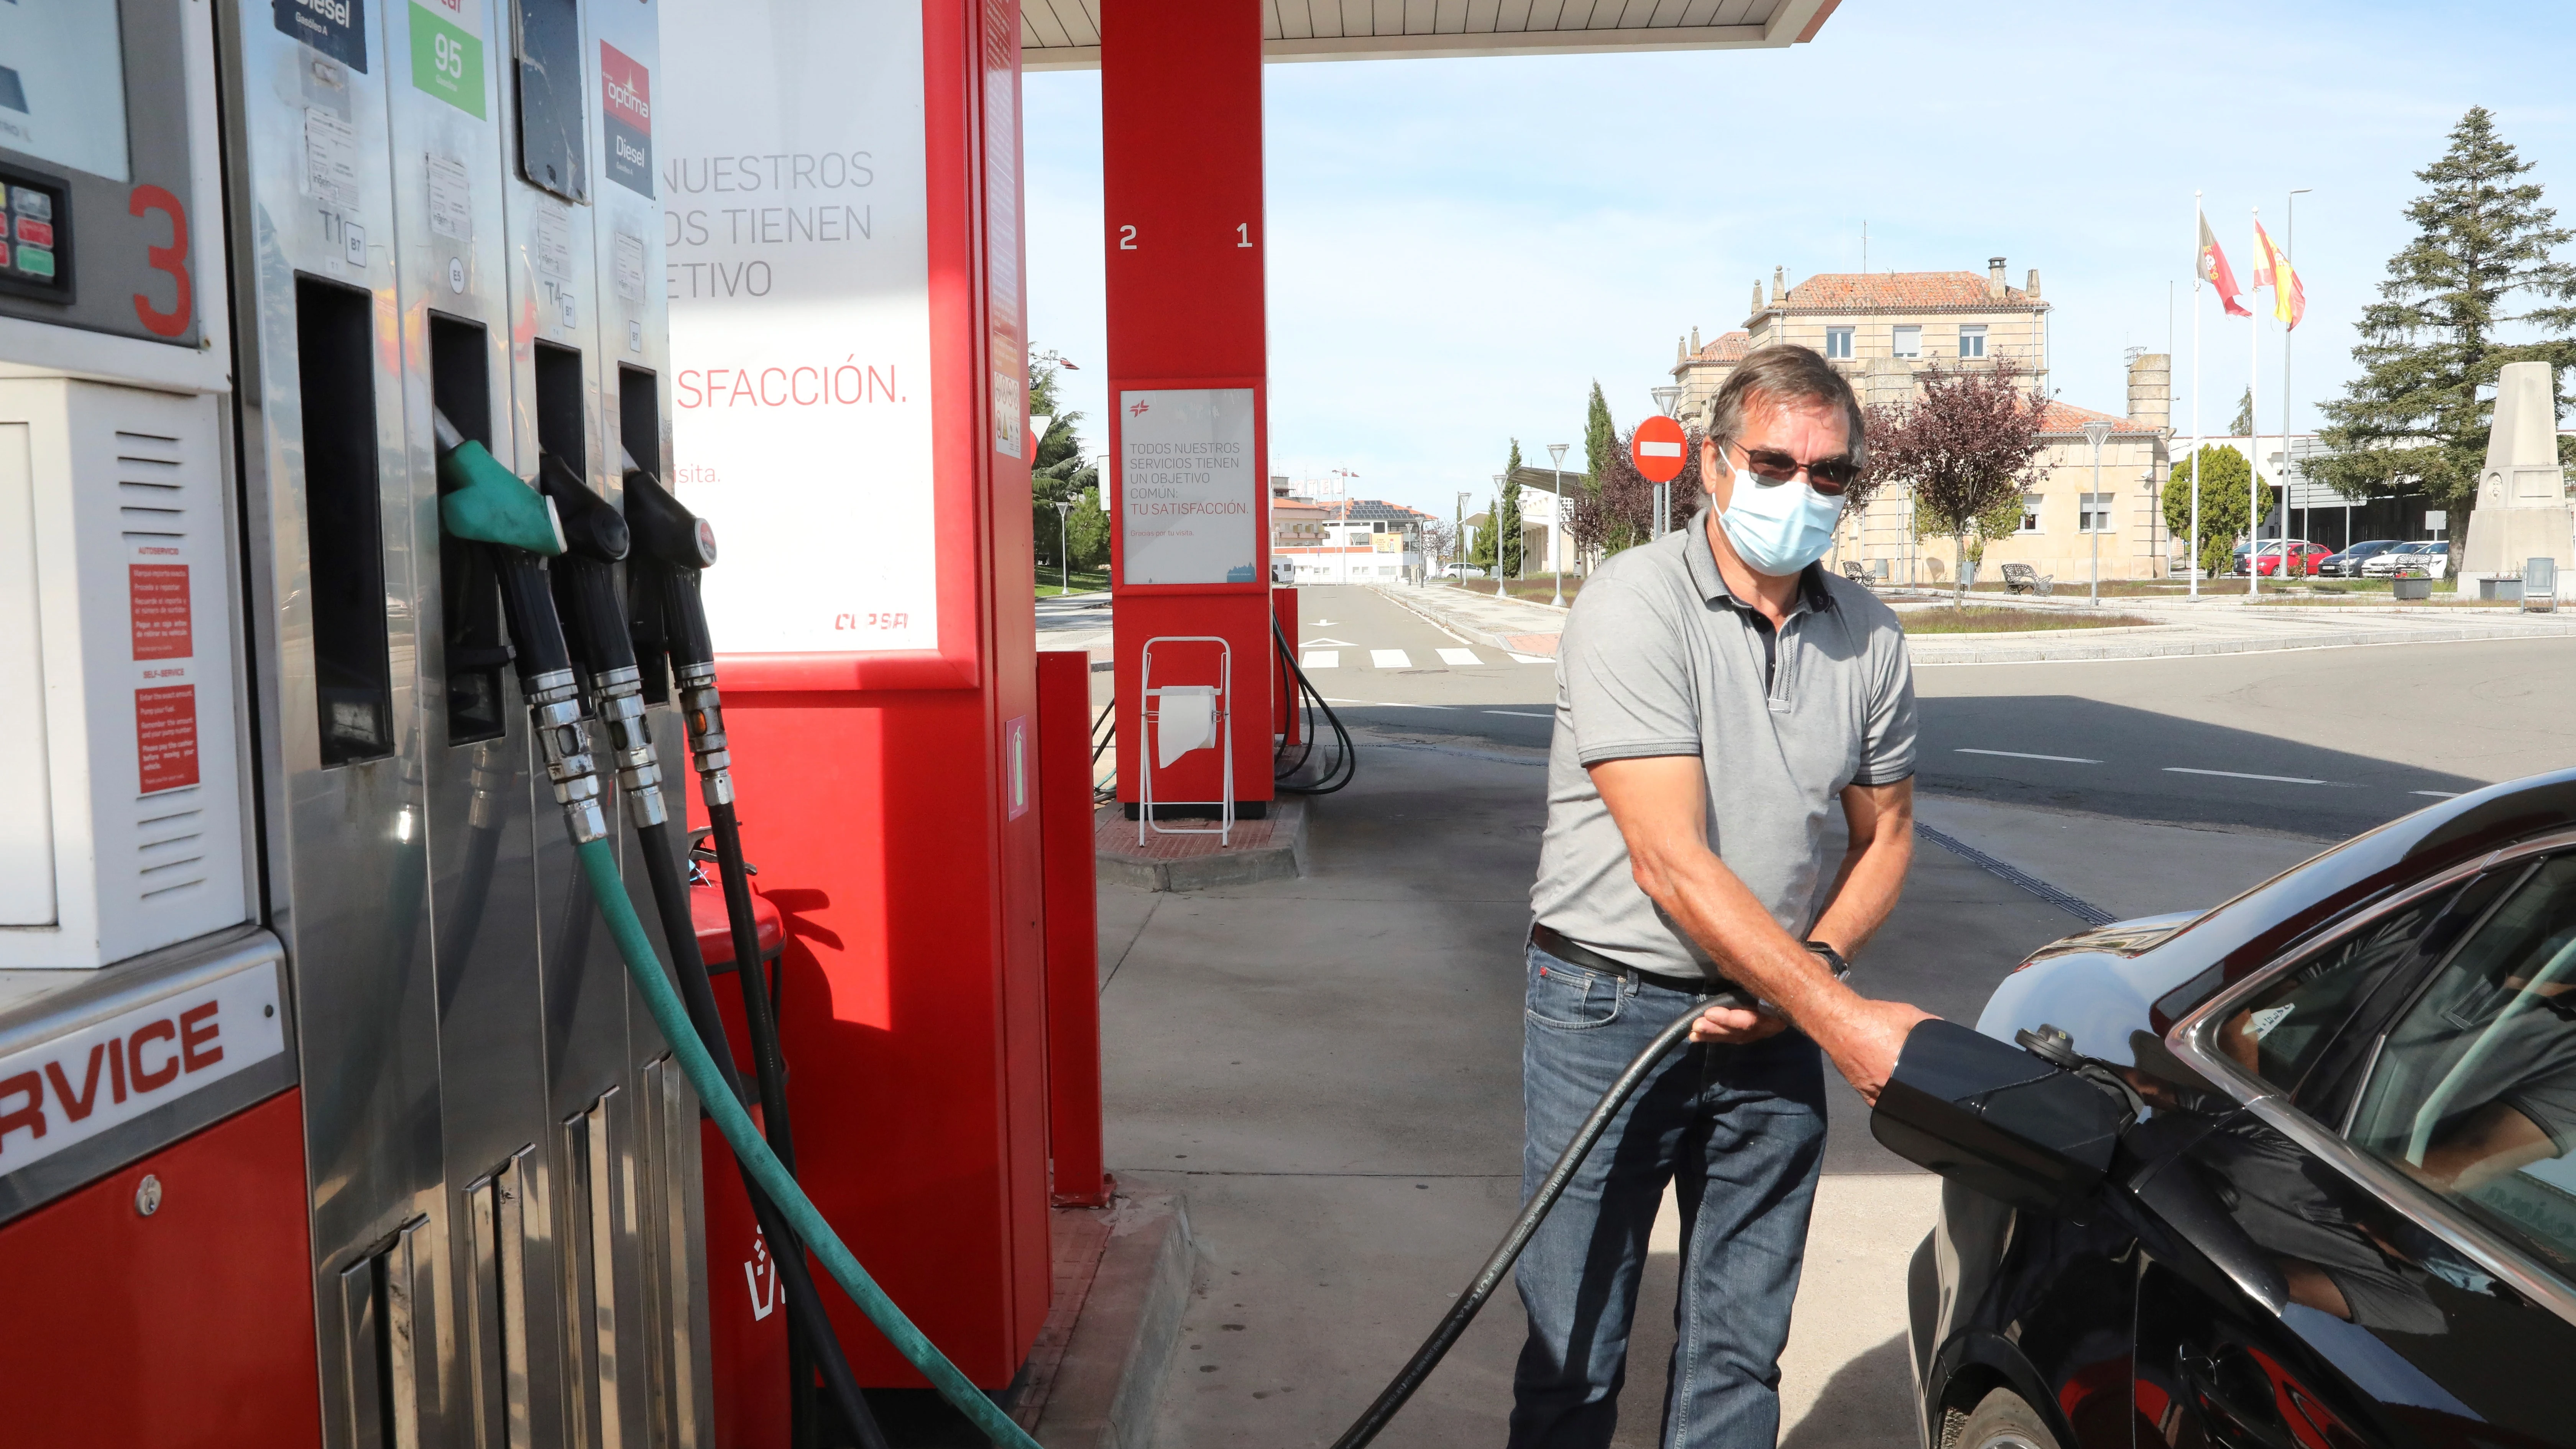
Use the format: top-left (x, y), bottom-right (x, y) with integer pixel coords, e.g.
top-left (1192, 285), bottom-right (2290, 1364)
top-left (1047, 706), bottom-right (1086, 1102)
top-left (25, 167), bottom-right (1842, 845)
top-left (1689, 1001), bottom-right (1789, 1045)
top-left (1802, 995), bottom-right (1933, 1105)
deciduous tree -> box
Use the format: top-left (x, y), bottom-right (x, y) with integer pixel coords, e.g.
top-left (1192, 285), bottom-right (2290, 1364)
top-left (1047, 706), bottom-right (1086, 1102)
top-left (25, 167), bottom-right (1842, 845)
top-left (1863, 361), bottom-right (2047, 602)
top-left (2161, 445), bottom-right (2256, 582)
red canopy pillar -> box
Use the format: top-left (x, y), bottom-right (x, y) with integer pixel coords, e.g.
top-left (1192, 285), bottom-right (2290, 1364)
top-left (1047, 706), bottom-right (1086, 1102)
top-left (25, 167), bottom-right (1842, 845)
top-left (1102, 0), bottom-right (1276, 816)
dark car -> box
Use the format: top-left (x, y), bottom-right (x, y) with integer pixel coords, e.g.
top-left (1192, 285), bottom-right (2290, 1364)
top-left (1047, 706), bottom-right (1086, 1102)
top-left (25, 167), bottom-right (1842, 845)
top-left (1886, 773), bottom-right (2576, 1449)
top-left (2318, 539), bottom-right (2406, 577)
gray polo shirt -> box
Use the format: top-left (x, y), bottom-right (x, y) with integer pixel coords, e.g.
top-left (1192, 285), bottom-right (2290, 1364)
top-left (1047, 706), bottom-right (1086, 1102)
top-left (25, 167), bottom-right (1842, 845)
top-left (1529, 521), bottom-right (1917, 980)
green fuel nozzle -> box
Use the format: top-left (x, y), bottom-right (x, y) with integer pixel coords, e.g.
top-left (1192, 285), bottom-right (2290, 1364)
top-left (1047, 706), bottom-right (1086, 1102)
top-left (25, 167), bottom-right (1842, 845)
top-left (432, 407), bottom-right (605, 843)
top-left (435, 410), bottom-right (567, 557)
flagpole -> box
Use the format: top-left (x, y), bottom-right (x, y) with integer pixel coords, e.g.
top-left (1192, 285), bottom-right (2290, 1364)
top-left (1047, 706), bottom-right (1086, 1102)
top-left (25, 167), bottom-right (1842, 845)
top-left (2283, 188), bottom-right (2308, 578)
top-left (2190, 191), bottom-right (2203, 599)
top-left (2249, 205), bottom-right (2261, 598)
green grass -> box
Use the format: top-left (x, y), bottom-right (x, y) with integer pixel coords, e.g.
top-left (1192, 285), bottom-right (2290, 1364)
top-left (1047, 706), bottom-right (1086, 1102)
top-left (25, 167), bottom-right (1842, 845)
top-left (1035, 569), bottom-right (1111, 598)
top-left (1899, 607), bottom-right (2159, 634)
top-left (1434, 574), bottom-right (1587, 604)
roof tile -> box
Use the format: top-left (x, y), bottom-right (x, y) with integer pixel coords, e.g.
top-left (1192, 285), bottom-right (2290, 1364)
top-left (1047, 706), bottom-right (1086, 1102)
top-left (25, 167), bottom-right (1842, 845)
top-left (1773, 271), bottom-right (2035, 313)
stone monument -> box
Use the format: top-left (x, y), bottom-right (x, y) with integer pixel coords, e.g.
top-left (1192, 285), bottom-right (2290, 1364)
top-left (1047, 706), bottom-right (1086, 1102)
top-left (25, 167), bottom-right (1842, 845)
top-left (2456, 360), bottom-right (2574, 598)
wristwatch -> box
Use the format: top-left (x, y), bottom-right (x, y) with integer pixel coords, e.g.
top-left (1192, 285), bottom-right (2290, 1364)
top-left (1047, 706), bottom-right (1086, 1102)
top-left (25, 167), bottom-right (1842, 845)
top-left (1804, 940), bottom-right (1852, 982)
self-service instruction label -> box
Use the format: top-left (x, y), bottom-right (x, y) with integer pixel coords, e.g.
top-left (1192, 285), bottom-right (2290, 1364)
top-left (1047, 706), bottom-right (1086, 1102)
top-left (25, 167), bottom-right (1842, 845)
top-left (408, 0), bottom-right (486, 118)
top-left (136, 685), bottom-right (199, 794)
top-left (302, 107), bottom-right (360, 212)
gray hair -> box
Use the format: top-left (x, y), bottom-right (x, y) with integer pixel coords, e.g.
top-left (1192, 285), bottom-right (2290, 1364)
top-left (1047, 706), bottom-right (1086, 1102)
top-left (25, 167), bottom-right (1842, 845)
top-left (1704, 344), bottom-right (1867, 471)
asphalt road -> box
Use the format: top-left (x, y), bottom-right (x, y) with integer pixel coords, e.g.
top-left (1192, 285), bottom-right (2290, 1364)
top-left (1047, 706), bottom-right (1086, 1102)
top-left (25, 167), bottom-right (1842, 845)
top-left (1291, 586), bottom-right (2576, 839)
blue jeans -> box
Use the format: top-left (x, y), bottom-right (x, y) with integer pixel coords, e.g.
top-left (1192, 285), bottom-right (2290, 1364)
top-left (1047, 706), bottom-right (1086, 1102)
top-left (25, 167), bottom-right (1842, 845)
top-left (1508, 943), bottom-right (1827, 1449)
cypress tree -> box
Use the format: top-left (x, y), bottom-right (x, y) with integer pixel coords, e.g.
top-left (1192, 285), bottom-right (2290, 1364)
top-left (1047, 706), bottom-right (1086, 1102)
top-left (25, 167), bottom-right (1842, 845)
top-left (1497, 438), bottom-right (1525, 578)
top-left (1583, 380), bottom-right (1617, 494)
top-left (2312, 107), bottom-right (2576, 517)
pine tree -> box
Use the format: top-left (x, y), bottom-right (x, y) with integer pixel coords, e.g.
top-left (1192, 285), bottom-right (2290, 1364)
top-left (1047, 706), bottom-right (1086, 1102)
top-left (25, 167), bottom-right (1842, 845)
top-left (1027, 351), bottom-right (1094, 570)
top-left (2230, 387), bottom-right (2253, 438)
top-left (1496, 439), bottom-right (1525, 578)
top-left (2312, 107), bottom-right (2576, 516)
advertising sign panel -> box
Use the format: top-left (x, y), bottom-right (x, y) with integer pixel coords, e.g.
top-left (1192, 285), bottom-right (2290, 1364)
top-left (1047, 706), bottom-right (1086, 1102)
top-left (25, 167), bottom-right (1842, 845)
top-left (1117, 388), bottom-right (1257, 586)
top-left (662, 0), bottom-right (938, 656)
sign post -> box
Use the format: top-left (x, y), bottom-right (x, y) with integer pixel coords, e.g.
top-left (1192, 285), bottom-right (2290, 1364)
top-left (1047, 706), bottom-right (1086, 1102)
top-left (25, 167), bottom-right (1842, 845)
top-left (1633, 413), bottom-right (1687, 538)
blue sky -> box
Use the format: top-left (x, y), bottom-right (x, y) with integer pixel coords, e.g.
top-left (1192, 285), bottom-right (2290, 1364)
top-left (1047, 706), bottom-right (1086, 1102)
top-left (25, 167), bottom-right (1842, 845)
top-left (1023, 2), bottom-right (2576, 521)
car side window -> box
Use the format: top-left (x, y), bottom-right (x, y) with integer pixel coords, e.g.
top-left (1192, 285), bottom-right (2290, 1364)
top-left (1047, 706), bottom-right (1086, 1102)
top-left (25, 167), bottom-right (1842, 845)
top-left (2212, 892), bottom-right (2454, 1097)
top-left (2346, 854), bottom-right (2576, 1278)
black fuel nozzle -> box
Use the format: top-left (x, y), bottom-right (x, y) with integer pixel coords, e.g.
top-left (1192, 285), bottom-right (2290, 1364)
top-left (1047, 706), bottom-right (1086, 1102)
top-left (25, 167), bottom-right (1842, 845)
top-left (432, 407), bottom-right (605, 844)
top-left (537, 450), bottom-right (670, 828)
top-left (619, 449), bottom-right (733, 809)
top-left (1870, 1019), bottom-right (2139, 1219)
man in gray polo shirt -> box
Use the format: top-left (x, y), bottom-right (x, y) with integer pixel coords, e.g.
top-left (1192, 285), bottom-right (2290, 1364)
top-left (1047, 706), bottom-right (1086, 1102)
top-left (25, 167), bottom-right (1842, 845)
top-left (1511, 345), bottom-right (1932, 1449)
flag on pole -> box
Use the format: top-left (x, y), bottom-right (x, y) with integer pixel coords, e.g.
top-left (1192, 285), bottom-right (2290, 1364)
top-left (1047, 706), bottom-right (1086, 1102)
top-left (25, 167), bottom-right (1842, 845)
top-left (2199, 212), bottom-right (2250, 317)
top-left (2254, 221), bottom-right (2305, 330)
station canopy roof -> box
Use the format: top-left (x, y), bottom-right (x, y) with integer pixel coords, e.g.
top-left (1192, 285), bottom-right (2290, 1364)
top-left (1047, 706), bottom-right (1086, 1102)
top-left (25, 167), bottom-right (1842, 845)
top-left (1020, 0), bottom-right (1841, 70)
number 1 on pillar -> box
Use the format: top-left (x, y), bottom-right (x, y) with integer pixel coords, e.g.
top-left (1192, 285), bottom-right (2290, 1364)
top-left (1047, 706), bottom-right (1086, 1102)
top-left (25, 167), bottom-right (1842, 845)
top-left (1236, 223), bottom-right (1252, 248)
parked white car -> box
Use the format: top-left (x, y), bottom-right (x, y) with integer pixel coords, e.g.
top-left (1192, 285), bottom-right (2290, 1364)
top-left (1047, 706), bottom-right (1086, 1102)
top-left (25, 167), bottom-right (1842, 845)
top-left (2361, 540), bottom-right (2450, 578)
top-left (1442, 564), bottom-right (1488, 579)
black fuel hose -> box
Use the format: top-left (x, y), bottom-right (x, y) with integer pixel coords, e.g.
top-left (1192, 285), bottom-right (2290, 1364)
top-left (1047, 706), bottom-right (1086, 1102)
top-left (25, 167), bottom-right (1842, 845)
top-left (634, 816), bottom-right (889, 1449)
top-left (1327, 1005), bottom-right (1703, 1449)
top-left (1272, 613), bottom-right (1355, 795)
top-left (621, 453), bottom-right (835, 1444)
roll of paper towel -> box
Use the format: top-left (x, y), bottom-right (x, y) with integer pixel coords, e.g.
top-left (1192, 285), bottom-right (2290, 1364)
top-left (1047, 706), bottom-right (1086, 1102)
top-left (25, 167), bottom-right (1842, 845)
top-left (1155, 686), bottom-right (1218, 768)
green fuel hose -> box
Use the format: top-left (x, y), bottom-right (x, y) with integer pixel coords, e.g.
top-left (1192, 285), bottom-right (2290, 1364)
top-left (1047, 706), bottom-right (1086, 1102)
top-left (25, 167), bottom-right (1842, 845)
top-left (571, 836), bottom-right (1043, 1449)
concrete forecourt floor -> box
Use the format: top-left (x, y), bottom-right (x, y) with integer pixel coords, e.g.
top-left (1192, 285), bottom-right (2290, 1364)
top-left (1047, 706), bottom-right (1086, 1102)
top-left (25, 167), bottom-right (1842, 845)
top-left (1089, 585), bottom-right (2574, 1449)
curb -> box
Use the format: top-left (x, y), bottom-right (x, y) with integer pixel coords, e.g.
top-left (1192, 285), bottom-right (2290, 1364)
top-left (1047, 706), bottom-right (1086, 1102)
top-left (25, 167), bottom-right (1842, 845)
top-left (1909, 619), bottom-right (2576, 666)
top-left (1368, 585), bottom-right (1560, 653)
top-left (1030, 1189), bottom-right (1198, 1449)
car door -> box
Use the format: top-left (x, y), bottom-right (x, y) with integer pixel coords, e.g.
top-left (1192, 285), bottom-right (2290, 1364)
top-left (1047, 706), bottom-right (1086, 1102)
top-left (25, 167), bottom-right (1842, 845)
top-left (2135, 852), bottom-right (2576, 1449)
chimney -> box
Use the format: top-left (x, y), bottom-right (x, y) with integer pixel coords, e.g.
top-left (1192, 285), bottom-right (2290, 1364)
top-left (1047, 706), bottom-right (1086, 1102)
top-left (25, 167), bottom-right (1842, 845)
top-left (1690, 325), bottom-right (1701, 355)
top-left (2127, 352), bottom-right (2171, 432)
top-left (2025, 268), bottom-right (2042, 300)
top-left (1987, 256), bottom-right (2007, 299)
top-left (1771, 266), bottom-right (1785, 305)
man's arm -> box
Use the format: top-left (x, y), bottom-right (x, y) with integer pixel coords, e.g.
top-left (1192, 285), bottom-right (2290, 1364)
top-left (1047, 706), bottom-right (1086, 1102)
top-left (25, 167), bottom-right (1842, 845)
top-left (1588, 756), bottom-right (1930, 1104)
top-left (1813, 779), bottom-right (1915, 958)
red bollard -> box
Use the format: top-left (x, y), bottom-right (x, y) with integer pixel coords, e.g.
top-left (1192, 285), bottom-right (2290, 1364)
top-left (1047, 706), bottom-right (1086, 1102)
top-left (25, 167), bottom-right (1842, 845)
top-left (1037, 650), bottom-right (1110, 1206)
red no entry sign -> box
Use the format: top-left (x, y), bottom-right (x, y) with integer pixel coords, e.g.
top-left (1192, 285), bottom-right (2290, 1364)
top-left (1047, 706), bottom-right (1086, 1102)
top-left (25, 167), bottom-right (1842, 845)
top-left (1632, 414), bottom-right (1686, 483)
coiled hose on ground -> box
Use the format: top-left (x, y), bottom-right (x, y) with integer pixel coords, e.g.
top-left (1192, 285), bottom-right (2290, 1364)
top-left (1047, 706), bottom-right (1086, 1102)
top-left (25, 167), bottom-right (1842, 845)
top-left (1272, 613), bottom-right (1355, 794)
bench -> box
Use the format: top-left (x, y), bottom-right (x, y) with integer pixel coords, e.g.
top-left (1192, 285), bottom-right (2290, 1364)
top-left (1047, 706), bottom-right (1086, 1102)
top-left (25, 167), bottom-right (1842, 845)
top-left (2000, 562), bottom-right (2053, 596)
top-left (1840, 560), bottom-right (1873, 586)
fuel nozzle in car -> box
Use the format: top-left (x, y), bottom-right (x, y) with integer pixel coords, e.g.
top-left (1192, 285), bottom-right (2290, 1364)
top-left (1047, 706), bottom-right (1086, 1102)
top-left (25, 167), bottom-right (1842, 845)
top-left (535, 451), bottom-right (668, 830)
top-left (433, 410), bottom-right (606, 845)
top-left (1870, 1019), bottom-right (2140, 1217)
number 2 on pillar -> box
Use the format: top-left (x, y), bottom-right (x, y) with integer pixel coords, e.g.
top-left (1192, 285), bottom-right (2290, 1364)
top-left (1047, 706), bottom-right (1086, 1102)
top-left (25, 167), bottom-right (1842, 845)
top-left (1119, 224), bottom-right (1137, 250)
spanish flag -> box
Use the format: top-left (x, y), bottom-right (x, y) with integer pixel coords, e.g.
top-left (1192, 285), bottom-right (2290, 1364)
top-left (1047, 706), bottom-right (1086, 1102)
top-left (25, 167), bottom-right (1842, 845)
top-left (2198, 212), bottom-right (2250, 318)
top-left (2254, 221), bottom-right (2306, 330)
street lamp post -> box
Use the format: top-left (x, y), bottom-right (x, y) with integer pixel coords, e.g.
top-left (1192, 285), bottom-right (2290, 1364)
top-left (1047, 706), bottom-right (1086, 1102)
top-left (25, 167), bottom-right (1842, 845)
top-left (1649, 385), bottom-right (1684, 538)
top-left (1492, 473), bottom-right (1507, 598)
top-left (1054, 499), bottom-right (1074, 595)
top-left (2081, 418), bottom-right (2114, 609)
top-left (1546, 442), bottom-right (1570, 608)
top-left (1455, 490), bottom-right (1470, 586)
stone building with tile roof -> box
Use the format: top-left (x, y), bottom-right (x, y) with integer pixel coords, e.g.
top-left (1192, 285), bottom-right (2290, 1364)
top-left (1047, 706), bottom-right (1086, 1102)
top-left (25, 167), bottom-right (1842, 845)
top-left (1661, 261), bottom-right (2179, 583)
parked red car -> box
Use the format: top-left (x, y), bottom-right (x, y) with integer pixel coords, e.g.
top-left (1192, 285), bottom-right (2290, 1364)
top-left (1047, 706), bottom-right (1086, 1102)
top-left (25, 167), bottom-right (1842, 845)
top-left (2232, 540), bottom-right (2330, 577)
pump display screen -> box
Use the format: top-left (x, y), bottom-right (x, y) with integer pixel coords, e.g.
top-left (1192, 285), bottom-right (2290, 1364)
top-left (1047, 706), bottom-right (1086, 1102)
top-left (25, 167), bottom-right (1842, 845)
top-left (0, 168), bottom-right (67, 301)
top-left (0, 2), bottom-right (132, 183)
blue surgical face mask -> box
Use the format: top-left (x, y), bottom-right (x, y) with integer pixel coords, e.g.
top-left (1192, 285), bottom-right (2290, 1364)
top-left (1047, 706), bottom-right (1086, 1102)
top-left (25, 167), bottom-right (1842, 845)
top-left (1714, 452), bottom-right (1845, 577)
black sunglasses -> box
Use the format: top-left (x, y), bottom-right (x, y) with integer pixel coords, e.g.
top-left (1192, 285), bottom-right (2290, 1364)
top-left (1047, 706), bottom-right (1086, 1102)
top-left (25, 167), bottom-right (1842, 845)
top-left (1729, 443), bottom-right (1862, 495)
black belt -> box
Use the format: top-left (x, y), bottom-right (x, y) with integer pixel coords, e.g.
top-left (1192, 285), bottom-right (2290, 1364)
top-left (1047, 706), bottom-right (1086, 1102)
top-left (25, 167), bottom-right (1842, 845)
top-left (1530, 923), bottom-right (1739, 998)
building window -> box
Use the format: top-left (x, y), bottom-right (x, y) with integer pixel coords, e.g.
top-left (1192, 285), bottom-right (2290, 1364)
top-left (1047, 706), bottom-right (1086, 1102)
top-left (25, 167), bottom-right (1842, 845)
top-left (2017, 492), bottom-right (2042, 534)
top-left (1825, 327), bottom-right (1854, 359)
top-left (1958, 325), bottom-right (1987, 359)
top-left (2079, 492), bottom-right (2114, 533)
top-left (1891, 325), bottom-right (1922, 358)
